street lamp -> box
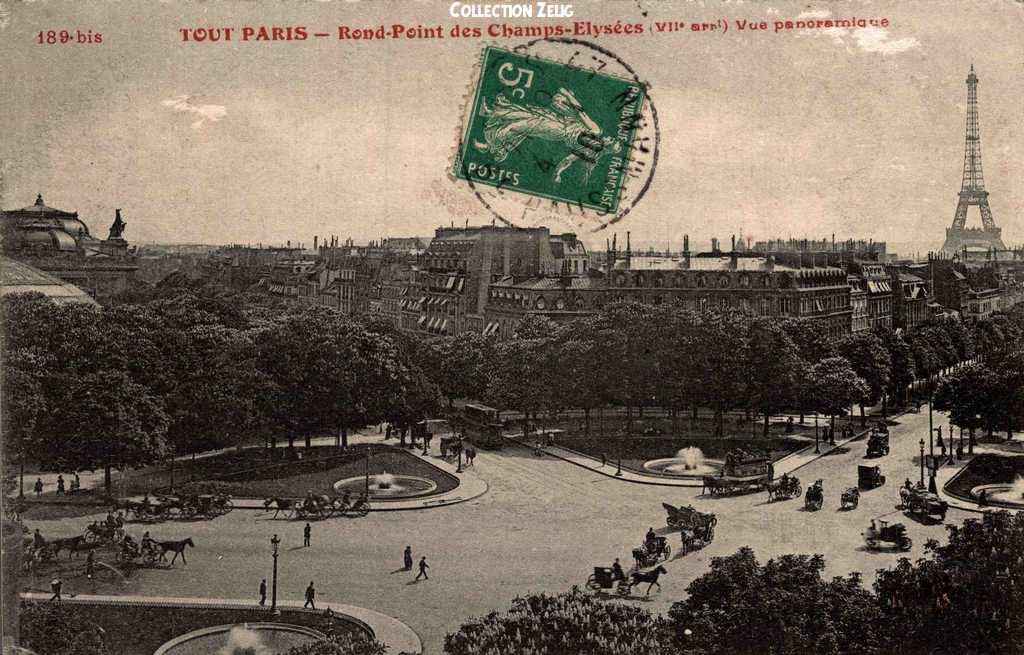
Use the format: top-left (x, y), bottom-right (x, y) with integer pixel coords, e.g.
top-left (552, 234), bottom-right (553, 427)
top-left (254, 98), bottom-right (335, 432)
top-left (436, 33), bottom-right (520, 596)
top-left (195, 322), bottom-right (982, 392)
top-left (364, 447), bottom-right (370, 496)
top-left (456, 435), bottom-right (464, 473)
top-left (919, 439), bottom-right (925, 487)
top-left (814, 415), bottom-right (820, 454)
top-left (928, 390), bottom-right (935, 458)
top-left (270, 534), bottom-right (281, 616)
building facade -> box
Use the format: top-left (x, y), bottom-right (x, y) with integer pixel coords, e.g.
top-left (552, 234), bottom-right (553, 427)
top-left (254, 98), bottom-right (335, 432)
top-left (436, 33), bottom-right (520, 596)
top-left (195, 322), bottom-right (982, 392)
top-left (1, 194), bottom-right (138, 301)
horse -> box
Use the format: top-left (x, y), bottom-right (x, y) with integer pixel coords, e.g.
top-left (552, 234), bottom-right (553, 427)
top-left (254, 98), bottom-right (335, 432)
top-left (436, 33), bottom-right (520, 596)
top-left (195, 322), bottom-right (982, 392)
top-left (263, 497), bottom-right (296, 519)
top-left (629, 565), bottom-right (668, 596)
top-left (157, 538), bottom-right (194, 565)
top-left (49, 536), bottom-right (85, 559)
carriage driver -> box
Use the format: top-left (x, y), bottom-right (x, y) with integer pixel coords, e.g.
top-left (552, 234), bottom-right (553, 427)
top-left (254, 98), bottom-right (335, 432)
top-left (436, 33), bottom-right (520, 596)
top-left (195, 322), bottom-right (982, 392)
top-left (611, 558), bottom-right (625, 582)
top-left (645, 527), bottom-right (658, 550)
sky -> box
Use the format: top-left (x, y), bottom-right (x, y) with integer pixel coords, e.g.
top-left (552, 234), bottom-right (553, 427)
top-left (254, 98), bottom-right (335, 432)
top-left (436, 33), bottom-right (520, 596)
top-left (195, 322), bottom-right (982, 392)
top-left (1, 0), bottom-right (1022, 256)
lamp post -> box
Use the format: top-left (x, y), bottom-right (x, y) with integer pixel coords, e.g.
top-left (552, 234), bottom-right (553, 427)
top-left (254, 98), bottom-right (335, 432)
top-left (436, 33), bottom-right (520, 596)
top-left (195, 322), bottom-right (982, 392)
top-left (364, 447), bottom-right (370, 496)
top-left (934, 426), bottom-right (943, 464)
top-left (456, 435), bottom-right (464, 473)
top-left (928, 390), bottom-right (935, 458)
top-left (814, 415), bottom-right (820, 454)
top-left (270, 534), bottom-right (281, 616)
top-left (919, 439), bottom-right (925, 487)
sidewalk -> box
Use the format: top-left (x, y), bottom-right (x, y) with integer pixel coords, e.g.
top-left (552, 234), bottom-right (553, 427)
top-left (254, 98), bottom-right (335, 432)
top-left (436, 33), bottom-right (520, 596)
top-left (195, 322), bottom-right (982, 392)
top-left (19, 592), bottom-right (422, 654)
top-left (504, 425), bottom-right (872, 487)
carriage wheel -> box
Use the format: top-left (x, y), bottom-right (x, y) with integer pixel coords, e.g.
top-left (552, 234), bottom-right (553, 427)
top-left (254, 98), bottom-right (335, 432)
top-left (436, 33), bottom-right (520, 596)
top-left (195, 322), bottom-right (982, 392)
top-left (617, 581), bottom-right (632, 596)
top-left (221, 499), bottom-right (234, 514)
top-left (356, 503), bottom-right (370, 517)
top-left (83, 530), bottom-right (101, 544)
top-left (900, 537), bottom-right (913, 552)
top-left (586, 574), bottom-right (601, 591)
top-left (143, 551), bottom-right (157, 566)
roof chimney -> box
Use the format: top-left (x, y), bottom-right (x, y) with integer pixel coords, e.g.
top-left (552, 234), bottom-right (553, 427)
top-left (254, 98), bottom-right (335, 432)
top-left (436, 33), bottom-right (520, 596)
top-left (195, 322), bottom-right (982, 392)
top-left (731, 234), bottom-right (736, 252)
top-left (314, 236), bottom-right (319, 250)
top-left (626, 231), bottom-right (631, 256)
top-left (683, 234), bottom-right (690, 254)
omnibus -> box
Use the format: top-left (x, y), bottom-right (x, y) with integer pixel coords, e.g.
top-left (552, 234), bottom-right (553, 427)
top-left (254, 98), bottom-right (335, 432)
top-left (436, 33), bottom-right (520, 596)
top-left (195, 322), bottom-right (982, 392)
top-left (460, 403), bottom-right (504, 448)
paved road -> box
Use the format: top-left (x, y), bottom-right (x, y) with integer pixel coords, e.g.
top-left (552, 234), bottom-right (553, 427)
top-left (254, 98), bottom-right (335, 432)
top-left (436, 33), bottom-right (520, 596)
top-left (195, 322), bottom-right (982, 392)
top-left (25, 406), bottom-right (967, 654)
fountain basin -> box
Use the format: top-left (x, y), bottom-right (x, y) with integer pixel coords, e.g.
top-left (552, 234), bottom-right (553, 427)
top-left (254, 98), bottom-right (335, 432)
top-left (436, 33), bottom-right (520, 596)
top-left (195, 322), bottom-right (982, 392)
top-left (154, 622), bottom-right (325, 655)
top-left (970, 483), bottom-right (1024, 508)
top-left (644, 458), bottom-right (723, 477)
top-left (333, 474), bottom-right (437, 499)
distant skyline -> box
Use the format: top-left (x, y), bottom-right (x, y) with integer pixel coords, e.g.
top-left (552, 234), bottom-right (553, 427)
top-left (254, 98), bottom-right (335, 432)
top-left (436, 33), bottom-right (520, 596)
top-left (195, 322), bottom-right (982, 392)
top-left (2, 0), bottom-right (1022, 257)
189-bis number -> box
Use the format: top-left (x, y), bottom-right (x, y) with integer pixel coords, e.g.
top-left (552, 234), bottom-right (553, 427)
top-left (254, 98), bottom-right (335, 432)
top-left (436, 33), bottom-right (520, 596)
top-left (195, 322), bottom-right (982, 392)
top-left (36, 29), bottom-right (103, 44)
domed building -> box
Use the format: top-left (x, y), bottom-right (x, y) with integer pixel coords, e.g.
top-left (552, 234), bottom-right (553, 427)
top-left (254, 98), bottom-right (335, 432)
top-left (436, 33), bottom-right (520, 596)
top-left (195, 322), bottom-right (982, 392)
top-left (1, 194), bottom-right (138, 301)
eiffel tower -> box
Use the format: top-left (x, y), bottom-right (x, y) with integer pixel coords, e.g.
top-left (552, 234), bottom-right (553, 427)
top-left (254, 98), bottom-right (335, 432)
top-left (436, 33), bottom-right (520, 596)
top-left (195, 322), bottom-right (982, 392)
top-left (941, 65), bottom-right (1006, 256)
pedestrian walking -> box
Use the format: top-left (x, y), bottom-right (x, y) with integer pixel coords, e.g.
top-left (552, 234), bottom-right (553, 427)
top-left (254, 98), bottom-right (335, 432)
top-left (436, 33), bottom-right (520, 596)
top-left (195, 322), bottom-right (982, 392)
top-left (56, 475), bottom-right (65, 495)
top-left (403, 546), bottom-right (413, 571)
top-left (304, 581), bottom-right (316, 609)
top-left (85, 551), bottom-right (95, 580)
top-left (303, 523), bottom-right (311, 548)
top-left (415, 556), bottom-right (429, 581)
top-left (601, 453), bottom-right (607, 467)
top-left (938, 435), bottom-right (946, 458)
top-left (259, 579), bottom-right (267, 606)
top-left (33, 528), bottom-right (45, 549)
top-left (70, 472), bottom-right (81, 494)
top-left (33, 477), bottom-right (43, 497)
top-left (49, 578), bottom-right (62, 603)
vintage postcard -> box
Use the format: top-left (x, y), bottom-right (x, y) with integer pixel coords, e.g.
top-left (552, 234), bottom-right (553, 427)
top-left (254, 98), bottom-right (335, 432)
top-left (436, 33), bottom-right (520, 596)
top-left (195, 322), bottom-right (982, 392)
top-left (1, 1), bottom-right (1023, 654)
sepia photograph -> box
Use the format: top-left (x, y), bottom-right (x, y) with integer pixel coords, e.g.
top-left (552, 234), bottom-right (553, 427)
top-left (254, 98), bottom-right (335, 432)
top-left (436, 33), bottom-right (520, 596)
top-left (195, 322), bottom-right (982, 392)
top-left (1, 1), bottom-right (1023, 653)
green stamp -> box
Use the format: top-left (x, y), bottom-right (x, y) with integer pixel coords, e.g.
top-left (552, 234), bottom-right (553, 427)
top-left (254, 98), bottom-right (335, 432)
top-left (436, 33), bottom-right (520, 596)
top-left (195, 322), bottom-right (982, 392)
top-left (455, 46), bottom-right (646, 214)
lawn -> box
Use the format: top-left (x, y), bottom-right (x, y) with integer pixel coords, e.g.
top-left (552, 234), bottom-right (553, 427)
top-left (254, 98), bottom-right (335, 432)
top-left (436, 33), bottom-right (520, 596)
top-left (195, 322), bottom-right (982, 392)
top-left (552, 434), bottom-right (808, 472)
top-left (136, 444), bottom-right (459, 500)
top-left (21, 601), bottom-right (369, 655)
top-left (944, 454), bottom-right (1024, 505)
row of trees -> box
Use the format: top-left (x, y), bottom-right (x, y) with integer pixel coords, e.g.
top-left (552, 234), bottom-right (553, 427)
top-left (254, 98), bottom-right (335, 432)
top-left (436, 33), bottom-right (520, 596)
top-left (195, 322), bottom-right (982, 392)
top-left (427, 305), bottom-right (985, 437)
top-left (933, 306), bottom-right (1024, 439)
top-left (0, 292), bottom-right (445, 496)
top-left (3, 285), bottom-right (1016, 495)
top-left (440, 512), bottom-right (1024, 655)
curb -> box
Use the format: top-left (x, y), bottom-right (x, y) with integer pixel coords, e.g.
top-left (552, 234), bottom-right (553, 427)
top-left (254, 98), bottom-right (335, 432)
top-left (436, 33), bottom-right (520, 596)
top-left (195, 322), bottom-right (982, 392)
top-left (19, 592), bottom-right (423, 654)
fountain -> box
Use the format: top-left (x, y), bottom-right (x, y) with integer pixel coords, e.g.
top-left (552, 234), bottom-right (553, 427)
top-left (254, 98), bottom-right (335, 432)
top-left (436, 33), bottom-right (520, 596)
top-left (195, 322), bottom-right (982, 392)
top-left (334, 473), bottom-right (437, 499)
top-left (644, 447), bottom-right (723, 477)
top-left (154, 623), bottom-right (325, 655)
top-left (970, 476), bottom-right (1024, 508)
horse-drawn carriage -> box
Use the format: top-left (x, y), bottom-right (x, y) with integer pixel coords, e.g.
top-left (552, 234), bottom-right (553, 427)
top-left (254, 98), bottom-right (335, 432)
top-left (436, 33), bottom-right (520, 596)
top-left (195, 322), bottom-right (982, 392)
top-left (901, 486), bottom-right (948, 521)
top-left (113, 496), bottom-right (178, 522)
top-left (263, 493), bottom-right (371, 520)
top-left (858, 465), bottom-right (886, 490)
top-left (662, 503), bottom-right (717, 554)
top-left (766, 475), bottom-right (801, 502)
top-left (586, 564), bottom-right (668, 597)
top-left (115, 537), bottom-right (160, 567)
top-left (840, 487), bottom-right (860, 510)
top-left (632, 536), bottom-right (672, 569)
top-left (82, 520), bottom-right (126, 545)
top-left (863, 519), bottom-right (912, 551)
top-left (702, 449), bottom-right (774, 496)
top-left (804, 479), bottom-right (824, 511)
top-left (586, 566), bottom-right (632, 595)
top-left (866, 429), bottom-right (890, 458)
top-left (439, 436), bottom-right (462, 460)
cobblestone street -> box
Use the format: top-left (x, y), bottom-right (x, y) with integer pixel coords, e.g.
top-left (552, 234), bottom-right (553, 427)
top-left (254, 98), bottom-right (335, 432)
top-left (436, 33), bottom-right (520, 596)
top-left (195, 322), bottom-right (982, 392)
top-left (27, 407), bottom-right (968, 653)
